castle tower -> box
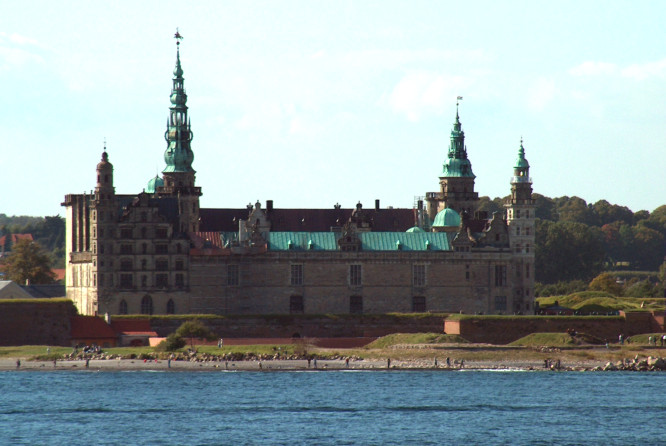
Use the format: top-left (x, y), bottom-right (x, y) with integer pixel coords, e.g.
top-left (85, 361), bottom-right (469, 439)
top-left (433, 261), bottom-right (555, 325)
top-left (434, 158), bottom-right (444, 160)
top-left (426, 102), bottom-right (479, 222)
top-left (158, 30), bottom-right (202, 233)
top-left (505, 139), bottom-right (536, 314)
top-left (90, 147), bottom-right (117, 315)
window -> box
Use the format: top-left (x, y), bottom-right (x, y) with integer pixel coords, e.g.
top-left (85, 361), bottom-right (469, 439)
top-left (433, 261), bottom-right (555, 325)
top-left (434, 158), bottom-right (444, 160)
top-left (155, 244), bottom-right (169, 254)
top-left (290, 264), bottom-right (303, 286)
top-left (141, 295), bottom-right (153, 315)
top-left (516, 226), bottom-right (520, 236)
top-left (175, 259), bottom-right (184, 270)
top-left (156, 228), bottom-right (168, 239)
top-left (412, 296), bottom-right (426, 312)
top-left (525, 244), bottom-right (530, 253)
top-left (290, 295), bottom-right (304, 314)
top-left (141, 227), bottom-right (147, 238)
top-left (525, 227), bottom-right (530, 236)
top-left (120, 259), bottom-right (133, 271)
top-left (166, 299), bottom-right (175, 315)
top-left (412, 264), bottom-right (426, 287)
top-left (155, 274), bottom-right (168, 288)
top-left (494, 295), bottom-right (507, 312)
top-left (119, 300), bottom-right (128, 315)
top-left (526, 264), bottom-right (530, 279)
top-left (227, 264), bottom-right (239, 286)
top-left (350, 295), bottom-right (363, 314)
top-left (465, 264), bottom-right (470, 280)
top-left (156, 259), bottom-right (169, 271)
top-left (141, 275), bottom-right (147, 287)
top-left (120, 244), bottom-right (133, 255)
top-left (516, 210), bottom-right (521, 219)
top-left (142, 243), bottom-right (147, 254)
top-left (495, 265), bottom-right (507, 286)
top-left (175, 273), bottom-right (184, 288)
top-left (141, 259), bottom-right (147, 270)
top-left (349, 264), bottom-right (362, 286)
top-left (120, 228), bottom-right (133, 239)
top-left (120, 274), bottom-right (133, 289)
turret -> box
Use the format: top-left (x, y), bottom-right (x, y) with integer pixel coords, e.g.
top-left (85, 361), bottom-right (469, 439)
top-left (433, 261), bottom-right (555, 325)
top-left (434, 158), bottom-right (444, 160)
top-left (505, 138), bottom-right (536, 314)
top-left (157, 30), bottom-right (202, 233)
top-left (426, 100), bottom-right (479, 220)
top-left (95, 148), bottom-right (114, 197)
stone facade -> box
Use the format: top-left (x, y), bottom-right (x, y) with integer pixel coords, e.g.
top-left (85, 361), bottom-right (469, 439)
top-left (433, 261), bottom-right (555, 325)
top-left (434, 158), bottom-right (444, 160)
top-left (62, 41), bottom-right (536, 317)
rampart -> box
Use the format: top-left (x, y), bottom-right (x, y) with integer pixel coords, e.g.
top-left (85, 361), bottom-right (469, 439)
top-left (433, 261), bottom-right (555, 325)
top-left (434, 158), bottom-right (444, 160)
top-left (444, 311), bottom-right (665, 344)
top-left (0, 299), bottom-right (78, 346)
top-left (118, 314), bottom-right (447, 339)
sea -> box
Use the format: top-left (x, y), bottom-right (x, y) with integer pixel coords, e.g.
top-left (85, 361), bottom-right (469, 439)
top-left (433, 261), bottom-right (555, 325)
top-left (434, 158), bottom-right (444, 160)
top-left (0, 370), bottom-right (664, 446)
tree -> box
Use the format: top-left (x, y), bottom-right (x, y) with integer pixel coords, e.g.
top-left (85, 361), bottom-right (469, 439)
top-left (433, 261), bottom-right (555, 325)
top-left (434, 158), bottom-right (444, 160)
top-left (175, 320), bottom-right (216, 349)
top-left (535, 219), bottom-right (605, 284)
top-left (2, 239), bottom-right (55, 284)
top-left (589, 272), bottom-right (623, 296)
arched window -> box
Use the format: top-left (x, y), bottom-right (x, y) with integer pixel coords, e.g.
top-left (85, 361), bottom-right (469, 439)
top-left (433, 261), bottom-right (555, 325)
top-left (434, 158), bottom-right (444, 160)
top-left (166, 299), bottom-right (175, 315)
top-left (119, 300), bottom-right (128, 315)
top-left (141, 295), bottom-right (153, 315)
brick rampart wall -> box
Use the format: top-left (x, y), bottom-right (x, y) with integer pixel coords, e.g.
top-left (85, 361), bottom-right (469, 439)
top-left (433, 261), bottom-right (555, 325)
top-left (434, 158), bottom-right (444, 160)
top-left (124, 314), bottom-right (446, 338)
top-left (445, 311), bottom-right (664, 344)
top-left (0, 300), bottom-right (78, 346)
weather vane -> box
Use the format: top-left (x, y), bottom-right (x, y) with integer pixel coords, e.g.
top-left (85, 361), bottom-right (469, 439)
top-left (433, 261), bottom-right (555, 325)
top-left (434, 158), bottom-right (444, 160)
top-left (174, 28), bottom-right (183, 46)
top-left (456, 95), bottom-right (463, 106)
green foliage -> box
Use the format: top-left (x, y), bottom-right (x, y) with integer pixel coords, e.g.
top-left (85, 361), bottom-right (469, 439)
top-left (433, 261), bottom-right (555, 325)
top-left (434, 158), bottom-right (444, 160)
top-left (589, 273), bottom-right (623, 296)
top-left (509, 332), bottom-right (605, 346)
top-left (535, 219), bottom-right (605, 283)
top-left (158, 333), bottom-right (186, 351)
top-left (366, 333), bottom-right (469, 349)
top-left (175, 320), bottom-right (216, 348)
top-left (0, 215), bottom-right (65, 268)
top-left (537, 293), bottom-right (666, 313)
top-left (1, 239), bottom-right (56, 285)
top-left (535, 280), bottom-right (587, 297)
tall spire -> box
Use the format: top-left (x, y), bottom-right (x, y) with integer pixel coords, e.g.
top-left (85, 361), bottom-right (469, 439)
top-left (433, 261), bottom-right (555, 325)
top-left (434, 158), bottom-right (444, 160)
top-left (163, 28), bottom-right (195, 174)
top-left (442, 100), bottom-right (474, 178)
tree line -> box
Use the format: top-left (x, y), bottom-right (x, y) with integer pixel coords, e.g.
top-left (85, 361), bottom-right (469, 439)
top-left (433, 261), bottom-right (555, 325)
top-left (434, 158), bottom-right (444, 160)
top-left (479, 195), bottom-right (666, 285)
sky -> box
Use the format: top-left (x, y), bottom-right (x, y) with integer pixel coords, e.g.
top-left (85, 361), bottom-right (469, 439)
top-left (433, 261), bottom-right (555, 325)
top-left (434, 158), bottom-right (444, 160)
top-left (2, 1), bottom-right (666, 217)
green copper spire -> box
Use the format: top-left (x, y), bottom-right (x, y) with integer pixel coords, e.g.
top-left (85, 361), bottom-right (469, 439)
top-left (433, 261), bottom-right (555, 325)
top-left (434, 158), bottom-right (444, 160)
top-left (163, 29), bottom-right (195, 174)
top-left (512, 138), bottom-right (531, 183)
top-left (441, 101), bottom-right (475, 178)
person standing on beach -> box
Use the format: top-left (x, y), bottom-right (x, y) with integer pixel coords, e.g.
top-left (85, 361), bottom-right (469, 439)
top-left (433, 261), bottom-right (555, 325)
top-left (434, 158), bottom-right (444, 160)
top-left (16, 359), bottom-right (20, 368)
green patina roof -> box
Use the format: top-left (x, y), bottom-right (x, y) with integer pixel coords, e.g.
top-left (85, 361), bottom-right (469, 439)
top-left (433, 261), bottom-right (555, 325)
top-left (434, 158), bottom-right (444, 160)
top-left (146, 175), bottom-right (164, 194)
top-left (441, 108), bottom-right (475, 178)
top-left (268, 232), bottom-right (339, 251)
top-left (432, 208), bottom-right (461, 227)
top-left (406, 226), bottom-right (425, 233)
top-left (267, 232), bottom-right (450, 252)
top-left (515, 139), bottom-right (530, 169)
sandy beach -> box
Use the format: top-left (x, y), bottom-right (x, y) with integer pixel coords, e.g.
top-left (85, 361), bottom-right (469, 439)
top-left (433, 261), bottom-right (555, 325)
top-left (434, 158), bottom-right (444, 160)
top-left (0, 356), bottom-right (610, 372)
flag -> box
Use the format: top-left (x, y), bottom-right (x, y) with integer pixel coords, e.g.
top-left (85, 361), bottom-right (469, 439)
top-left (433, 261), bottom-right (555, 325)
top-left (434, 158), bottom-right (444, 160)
top-left (457, 96), bottom-right (463, 100)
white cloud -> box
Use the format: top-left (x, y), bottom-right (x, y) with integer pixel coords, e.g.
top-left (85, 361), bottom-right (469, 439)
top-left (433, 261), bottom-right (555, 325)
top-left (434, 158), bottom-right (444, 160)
top-left (9, 33), bottom-right (41, 47)
top-left (386, 72), bottom-right (469, 121)
top-left (621, 59), bottom-right (666, 80)
top-left (526, 78), bottom-right (556, 111)
top-left (569, 61), bottom-right (617, 76)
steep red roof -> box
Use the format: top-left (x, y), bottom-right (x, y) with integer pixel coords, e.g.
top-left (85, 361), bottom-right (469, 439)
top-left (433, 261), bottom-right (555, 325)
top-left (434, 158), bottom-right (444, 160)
top-left (70, 316), bottom-right (117, 340)
top-left (0, 233), bottom-right (34, 251)
top-left (200, 207), bottom-right (417, 233)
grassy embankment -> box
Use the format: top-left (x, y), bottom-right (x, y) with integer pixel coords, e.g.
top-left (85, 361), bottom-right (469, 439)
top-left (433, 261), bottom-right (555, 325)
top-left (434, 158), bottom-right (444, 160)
top-left (536, 291), bottom-right (666, 313)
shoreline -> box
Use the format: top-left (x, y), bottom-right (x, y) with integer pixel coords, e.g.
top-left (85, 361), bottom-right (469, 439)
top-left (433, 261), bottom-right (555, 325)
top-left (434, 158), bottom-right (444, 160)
top-left (0, 357), bottom-right (613, 372)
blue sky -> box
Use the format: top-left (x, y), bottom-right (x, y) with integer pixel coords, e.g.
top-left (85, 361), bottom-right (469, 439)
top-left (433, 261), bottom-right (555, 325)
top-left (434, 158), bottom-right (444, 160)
top-left (3, 1), bottom-right (666, 217)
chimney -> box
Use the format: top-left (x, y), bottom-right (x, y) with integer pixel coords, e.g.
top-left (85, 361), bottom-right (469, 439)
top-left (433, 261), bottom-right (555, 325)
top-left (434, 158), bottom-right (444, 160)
top-left (375, 199), bottom-right (380, 211)
top-left (267, 200), bottom-right (273, 212)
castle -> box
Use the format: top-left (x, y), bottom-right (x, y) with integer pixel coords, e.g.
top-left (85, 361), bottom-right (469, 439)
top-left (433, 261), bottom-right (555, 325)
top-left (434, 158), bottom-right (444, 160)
top-left (63, 38), bottom-right (535, 317)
